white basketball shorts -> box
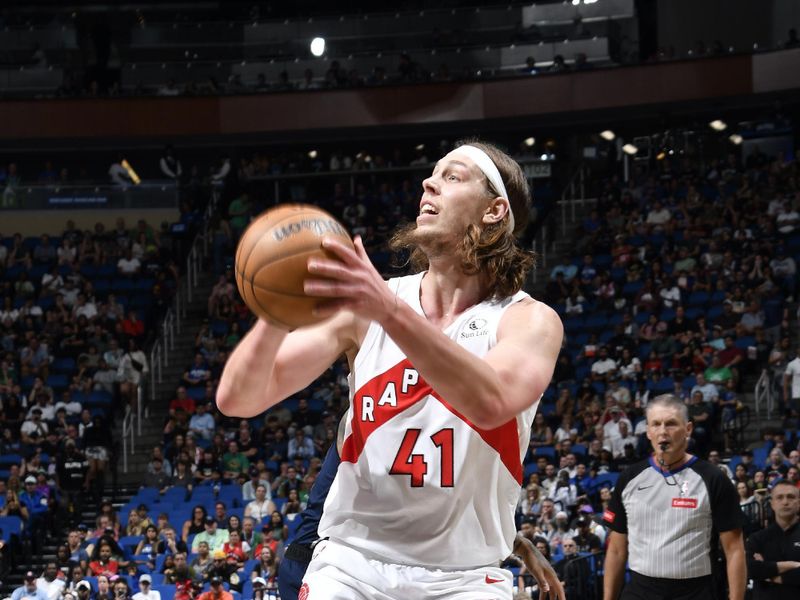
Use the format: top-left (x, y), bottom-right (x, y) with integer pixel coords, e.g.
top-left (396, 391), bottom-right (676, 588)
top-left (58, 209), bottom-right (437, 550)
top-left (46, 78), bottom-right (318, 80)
top-left (300, 539), bottom-right (513, 600)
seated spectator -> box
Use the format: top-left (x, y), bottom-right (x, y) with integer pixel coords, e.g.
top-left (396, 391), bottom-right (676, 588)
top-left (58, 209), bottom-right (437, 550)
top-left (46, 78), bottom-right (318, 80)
top-left (170, 386), bottom-right (196, 416)
top-left (192, 517), bottom-right (229, 553)
top-left (242, 466), bottom-right (270, 502)
top-left (117, 249), bottom-right (141, 277)
top-left (182, 506), bottom-right (208, 542)
top-left (244, 484), bottom-right (276, 521)
top-left (156, 527), bottom-right (188, 556)
top-left (120, 310), bottom-right (145, 340)
top-left (590, 346), bottom-right (617, 380)
top-left (182, 354), bottom-right (211, 387)
top-left (87, 542), bottom-right (119, 577)
top-left (132, 574), bottom-right (161, 600)
top-left (164, 551), bottom-right (197, 587)
top-left (221, 441), bottom-right (249, 480)
top-left (250, 546), bottom-right (279, 589)
top-left (287, 428), bottom-right (315, 461)
top-left (196, 575), bottom-right (233, 600)
top-left (190, 540), bottom-right (213, 582)
top-left (221, 529), bottom-right (250, 565)
top-left (134, 525), bottom-right (160, 558)
top-left (188, 402), bottom-right (215, 440)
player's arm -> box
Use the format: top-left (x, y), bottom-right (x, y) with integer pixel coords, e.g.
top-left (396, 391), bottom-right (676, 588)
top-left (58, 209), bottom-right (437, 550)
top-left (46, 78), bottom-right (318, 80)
top-left (602, 531), bottom-right (628, 600)
top-left (512, 535), bottom-right (565, 600)
top-left (216, 312), bottom-right (358, 417)
top-left (306, 236), bottom-right (563, 429)
top-left (720, 528), bottom-right (746, 600)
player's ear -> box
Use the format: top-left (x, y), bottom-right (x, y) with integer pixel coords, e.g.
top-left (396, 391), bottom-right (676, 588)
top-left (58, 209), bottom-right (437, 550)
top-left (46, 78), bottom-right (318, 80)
top-left (482, 197), bottom-right (510, 227)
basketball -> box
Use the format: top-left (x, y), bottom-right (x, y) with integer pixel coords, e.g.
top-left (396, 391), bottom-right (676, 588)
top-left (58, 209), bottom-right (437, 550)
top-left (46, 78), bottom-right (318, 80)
top-left (234, 204), bottom-right (354, 329)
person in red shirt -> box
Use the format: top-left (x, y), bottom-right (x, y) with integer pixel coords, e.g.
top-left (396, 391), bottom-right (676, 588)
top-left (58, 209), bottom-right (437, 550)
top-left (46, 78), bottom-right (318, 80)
top-left (87, 542), bottom-right (119, 577)
top-left (222, 529), bottom-right (249, 569)
top-left (120, 310), bottom-right (145, 339)
top-left (169, 386), bottom-right (196, 416)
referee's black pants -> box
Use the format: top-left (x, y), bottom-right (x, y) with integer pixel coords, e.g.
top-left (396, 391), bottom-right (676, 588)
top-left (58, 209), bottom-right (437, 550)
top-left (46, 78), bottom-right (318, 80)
top-left (621, 571), bottom-right (716, 600)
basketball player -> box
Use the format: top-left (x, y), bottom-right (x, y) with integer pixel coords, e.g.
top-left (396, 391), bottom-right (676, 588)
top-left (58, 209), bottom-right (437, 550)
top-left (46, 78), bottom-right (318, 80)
top-left (218, 141), bottom-right (564, 599)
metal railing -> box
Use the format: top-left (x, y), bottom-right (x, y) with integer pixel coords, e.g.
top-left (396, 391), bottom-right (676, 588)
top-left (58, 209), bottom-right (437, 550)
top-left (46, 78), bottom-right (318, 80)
top-left (754, 368), bottom-right (774, 423)
top-left (121, 186), bottom-right (220, 471)
top-left (121, 402), bottom-right (135, 473)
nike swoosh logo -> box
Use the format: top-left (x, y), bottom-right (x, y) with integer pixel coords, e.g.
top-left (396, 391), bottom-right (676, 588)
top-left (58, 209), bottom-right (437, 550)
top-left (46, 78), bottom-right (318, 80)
top-left (637, 485), bottom-right (654, 491)
top-left (485, 574), bottom-right (504, 584)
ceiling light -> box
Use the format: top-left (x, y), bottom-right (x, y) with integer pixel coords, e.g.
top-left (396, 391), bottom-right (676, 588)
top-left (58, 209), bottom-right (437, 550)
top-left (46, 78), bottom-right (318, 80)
top-left (622, 143), bottom-right (638, 155)
top-left (600, 130), bottom-right (615, 141)
top-left (310, 37), bottom-right (325, 57)
top-left (524, 137), bottom-right (535, 147)
top-left (709, 119), bottom-right (727, 131)
top-left (308, 150), bottom-right (318, 159)
top-left (728, 134), bottom-right (743, 145)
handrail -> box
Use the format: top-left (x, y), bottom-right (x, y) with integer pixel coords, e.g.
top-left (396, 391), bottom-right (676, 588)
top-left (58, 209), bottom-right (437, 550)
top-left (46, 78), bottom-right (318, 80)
top-left (558, 163), bottom-right (591, 235)
top-left (120, 185), bottom-right (220, 473)
top-left (121, 404), bottom-right (135, 473)
top-left (754, 368), bottom-right (773, 423)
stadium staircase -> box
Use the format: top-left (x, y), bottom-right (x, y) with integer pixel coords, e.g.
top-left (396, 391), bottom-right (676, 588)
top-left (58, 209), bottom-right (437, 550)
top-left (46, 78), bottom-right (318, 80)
top-left (117, 272), bottom-right (217, 483)
top-left (0, 484), bottom-right (140, 597)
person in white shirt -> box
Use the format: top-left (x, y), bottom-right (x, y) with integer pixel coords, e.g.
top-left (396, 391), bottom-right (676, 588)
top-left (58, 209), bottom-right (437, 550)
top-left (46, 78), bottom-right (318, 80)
top-left (132, 574), bottom-right (161, 600)
top-left (109, 158), bottom-right (133, 186)
top-left (645, 201), bottom-right (671, 227)
top-left (783, 348), bottom-right (800, 417)
top-left (36, 563), bottom-right (65, 600)
top-left (602, 406), bottom-right (632, 445)
top-left (117, 249), bottom-right (141, 277)
top-left (244, 484), bottom-right (276, 521)
top-left (605, 421), bottom-right (638, 459)
top-left (591, 346), bottom-right (617, 379)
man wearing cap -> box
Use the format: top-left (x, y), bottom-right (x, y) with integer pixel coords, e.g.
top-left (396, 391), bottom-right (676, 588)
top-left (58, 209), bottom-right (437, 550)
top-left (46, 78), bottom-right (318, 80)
top-left (251, 576), bottom-right (269, 600)
top-left (20, 407), bottom-right (48, 446)
top-left (192, 516), bottom-right (229, 553)
top-left (196, 576), bottom-right (233, 600)
top-left (242, 467), bottom-right (269, 502)
top-left (132, 574), bottom-right (161, 600)
top-left (19, 474), bottom-right (49, 554)
top-left (74, 581), bottom-right (91, 600)
top-left (572, 516), bottom-right (602, 554)
top-left (10, 571), bottom-right (48, 600)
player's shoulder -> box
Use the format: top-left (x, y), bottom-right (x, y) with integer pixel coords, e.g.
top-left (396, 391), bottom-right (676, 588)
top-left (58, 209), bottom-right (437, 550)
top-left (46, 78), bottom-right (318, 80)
top-left (501, 296), bottom-right (563, 335)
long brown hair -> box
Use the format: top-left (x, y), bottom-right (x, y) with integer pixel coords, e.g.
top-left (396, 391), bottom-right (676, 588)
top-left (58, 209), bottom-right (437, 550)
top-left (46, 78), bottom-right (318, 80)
top-left (389, 139), bottom-right (536, 299)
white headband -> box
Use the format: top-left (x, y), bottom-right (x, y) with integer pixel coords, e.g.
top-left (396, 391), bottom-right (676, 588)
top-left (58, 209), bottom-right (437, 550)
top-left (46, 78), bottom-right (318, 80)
top-left (454, 144), bottom-right (515, 234)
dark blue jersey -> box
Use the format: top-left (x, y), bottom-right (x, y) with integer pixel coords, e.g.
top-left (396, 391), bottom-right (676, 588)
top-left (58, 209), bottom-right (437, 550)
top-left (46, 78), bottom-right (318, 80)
top-left (293, 443), bottom-right (340, 545)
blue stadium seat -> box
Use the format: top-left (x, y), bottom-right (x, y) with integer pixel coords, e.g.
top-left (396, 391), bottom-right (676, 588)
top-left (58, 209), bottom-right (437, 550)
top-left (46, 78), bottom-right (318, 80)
top-left (533, 446), bottom-right (555, 459)
top-left (118, 535), bottom-right (143, 559)
top-left (46, 374), bottom-right (69, 391)
top-left (687, 291), bottom-right (710, 307)
top-left (0, 454), bottom-right (22, 467)
top-left (0, 516), bottom-right (23, 542)
top-left (524, 463), bottom-right (538, 478)
top-left (152, 585), bottom-right (175, 599)
top-left (51, 357), bottom-right (76, 374)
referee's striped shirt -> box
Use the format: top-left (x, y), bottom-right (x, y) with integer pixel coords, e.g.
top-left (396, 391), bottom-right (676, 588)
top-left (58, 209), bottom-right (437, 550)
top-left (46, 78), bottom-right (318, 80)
top-left (603, 456), bottom-right (743, 579)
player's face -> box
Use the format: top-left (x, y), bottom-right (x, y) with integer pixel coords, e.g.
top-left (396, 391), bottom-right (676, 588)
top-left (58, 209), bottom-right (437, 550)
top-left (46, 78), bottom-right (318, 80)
top-left (646, 405), bottom-right (691, 456)
top-left (770, 484), bottom-right (800, 520)
top-left (418, 151), bottom-right (495, 243)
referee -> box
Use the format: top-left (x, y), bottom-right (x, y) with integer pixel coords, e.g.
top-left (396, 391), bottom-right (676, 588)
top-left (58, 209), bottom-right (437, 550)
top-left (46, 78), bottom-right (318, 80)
top-left (602, 394), bottom-right (745, 600)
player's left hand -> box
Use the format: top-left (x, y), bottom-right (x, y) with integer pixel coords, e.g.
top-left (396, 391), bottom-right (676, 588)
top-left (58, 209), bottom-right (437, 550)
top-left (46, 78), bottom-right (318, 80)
top-left (513, 536), bottom-right (565, 600)
top-left (305, 235), bottom-right (398, 323)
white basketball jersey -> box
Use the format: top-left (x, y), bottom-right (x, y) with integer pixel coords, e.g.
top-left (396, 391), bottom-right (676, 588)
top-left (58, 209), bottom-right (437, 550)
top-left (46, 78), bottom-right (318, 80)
top-left (318, 272), bottom-right (538, 569)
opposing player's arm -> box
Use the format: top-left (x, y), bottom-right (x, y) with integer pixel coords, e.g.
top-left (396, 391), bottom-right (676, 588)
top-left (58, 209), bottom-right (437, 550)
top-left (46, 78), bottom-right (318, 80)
top-left (602, 531), bottom-right (628, 600)
top-left (217, 312), bottom-right (358, 417)
top-left (512, 535), bottom-right (565, 600)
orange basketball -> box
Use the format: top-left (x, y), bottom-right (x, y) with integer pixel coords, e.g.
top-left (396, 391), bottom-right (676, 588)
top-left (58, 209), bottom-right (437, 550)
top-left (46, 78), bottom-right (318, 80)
top-left (234, 204), bottom-right (354, 329)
